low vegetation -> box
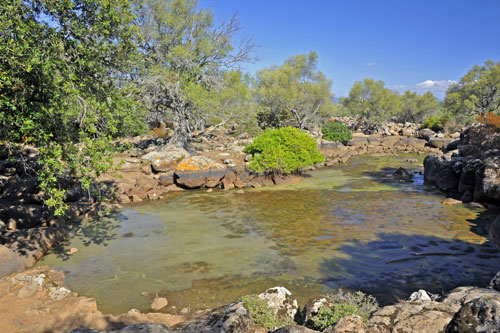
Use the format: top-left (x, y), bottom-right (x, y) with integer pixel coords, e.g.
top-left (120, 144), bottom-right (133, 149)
top-left (243, 127), bottom-right (325, 174)
top-left (322, 121), bottom-right (352, 143)
top-left (241, 295), bottom-right (294, 330)
top-left (310, 290), bottom-right (378, 331)
top-left (419, 115), bottom-right (449, 132)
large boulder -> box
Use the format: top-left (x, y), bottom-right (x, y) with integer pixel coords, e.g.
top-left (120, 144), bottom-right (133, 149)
top-left (424, 155), bottom-right (460, 192)
top-left (488, 216), bottom-right (500, 249)
top-left (416, 128), bottom-right (436, 141)
top-left (429, 137), bottom-right (454, 149)
top-left (446, 297), bottom-right (500, 332)
top-left (174, 156), bottom-right (227, 189)
top-left (142, 148), bottom-right (190, 173)
top-left (171, 302), bottom-right (252, 333)
top-left (474, 157), bottom-right (500, 203)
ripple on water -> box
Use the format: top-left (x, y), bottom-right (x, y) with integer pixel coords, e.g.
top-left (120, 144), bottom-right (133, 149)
top-left (36, 154), bottom-right (500, 314)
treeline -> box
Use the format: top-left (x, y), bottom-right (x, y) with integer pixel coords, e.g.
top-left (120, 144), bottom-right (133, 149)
top-left (1, 0), bottom-right (499, 214)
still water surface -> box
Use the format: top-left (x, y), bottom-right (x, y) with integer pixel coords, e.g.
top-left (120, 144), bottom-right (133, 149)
top-left (37, 154), bottom-right (500, 314)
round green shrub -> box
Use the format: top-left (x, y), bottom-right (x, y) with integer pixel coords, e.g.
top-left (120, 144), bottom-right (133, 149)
top-left (321, 121), bottom-right (352, 143)
top-left (243, 127), bottom-right (325, 174)
top-left (419, 115), bottom-right (448, 132)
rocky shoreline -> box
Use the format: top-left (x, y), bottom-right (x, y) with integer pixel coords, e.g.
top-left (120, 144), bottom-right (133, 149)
top-left (1, 266), bottom-right (500, 332)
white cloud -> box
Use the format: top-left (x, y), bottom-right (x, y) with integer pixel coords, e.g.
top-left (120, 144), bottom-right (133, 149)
top-left (395, 80), bottom-right (456, 99)
top-left (365, 62), bottom-right (377, 67)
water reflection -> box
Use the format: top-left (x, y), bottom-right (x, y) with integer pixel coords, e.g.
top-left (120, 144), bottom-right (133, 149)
top-left (36, 154), bottom-right (500, 314)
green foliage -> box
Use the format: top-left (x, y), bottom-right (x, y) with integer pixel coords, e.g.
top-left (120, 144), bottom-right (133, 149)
top-left (241, 295), bottom-right (294, 330)
top-left (256, 51), bottom-right (334, 129)
top-left (0, 0), bottom-right (145, 215)
top-left (310, 291), bottom-right (378, 331)
top-left (243, 127), bottom-right (325, 174)
top-left (444, 60), bottom-right (500, 125)
top-left (321, 121), bottom-right (352, 143)
top-left (398, 91), bottom-right (441, 123)
top-left (420, 114), bottom-right (449, 132)
top-left (342, 79), bottom-right (400, 123)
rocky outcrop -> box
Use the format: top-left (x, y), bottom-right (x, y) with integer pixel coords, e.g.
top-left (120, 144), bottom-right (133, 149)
top-left (258, 287), bottom-right (299, 322)
top-left (424, 124), bottom-right (500, 208)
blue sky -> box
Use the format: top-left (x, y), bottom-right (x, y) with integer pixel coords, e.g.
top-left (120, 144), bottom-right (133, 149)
top-left (199, 0), bottom-right (500, 98)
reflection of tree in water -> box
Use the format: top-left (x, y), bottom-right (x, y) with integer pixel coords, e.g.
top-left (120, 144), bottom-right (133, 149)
top-left (51, 215), bottom-right (121, 261)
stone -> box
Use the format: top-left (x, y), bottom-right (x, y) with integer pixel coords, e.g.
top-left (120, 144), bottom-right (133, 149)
top-left (116, 194), bottom-right (131, 204)
top-left (131, 195), bottom-right (143, 203)
top-left (234, 180), bottom-right (246, 188)
top-left (48, 287), bottom-right (71, 301)
top-left (408, 289), bottom-right (432, 302)
top-left (258, 287), bottom-right (299, 322)
top-left (416, 128), bottom-right (436, 141)
top-left (222, 171), bottom-right (236, 190)
top-left (159, 172), bottom-right (174, 186)
top-left (142, 148), bottom-right (190, 173)
top-left (113, 323), bottom-right (173, 332)
top-left (175, 156), bottom-right (227, 189)
top-left (244, 154), bottom-right (252, 162)
top-left (172, 302), bottom-right (252, 333)
top-left (135, 175), bottom-right (157, 192)
top-left (423, 155), bottom-right (460, 192)
top-left (65, 247), bottom-right (79, 255)
top-left (489, 216), bottom-right (500, 248)
top-left (151, 295), bottom-right (169, 312)
top-left (0, 245), bottom-right (27, 279)
top-left (442, 198), bottom-right (462, 206)
top-left (429, 137), bottom-right (454, 149)
top-left (393, 167), bottom-right (413, 181)
top-left (460, 191), bottom-right (473, 203)
top-left (446, 297), bottom-right (500, 332)
top-left (223, 159), bottom-right (233, 165)
top-left (324, 315), bottom-right (366, 333)
top-left (489, 270), bottom-right (500, 291)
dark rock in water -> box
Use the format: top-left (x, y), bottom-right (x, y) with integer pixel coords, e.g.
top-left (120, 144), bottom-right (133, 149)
top-left (171, 302), bottom-right (252, 333)
top-left (446, 297), bottom-right (500, 333)
top-left (393, 167), bottom-right (413, 181)
top-left (272, 325), bottom-right (319, 333)
top-left (488, 216), bottom-right (500, 249)
top-left (424, 155), bottom-right (460, 192)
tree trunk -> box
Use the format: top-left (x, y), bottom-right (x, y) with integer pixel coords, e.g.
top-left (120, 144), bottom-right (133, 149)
top-left (169, 106), bottom-right (189, 149)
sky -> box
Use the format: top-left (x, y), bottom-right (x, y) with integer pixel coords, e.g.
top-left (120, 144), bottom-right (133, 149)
top-left (199, 0), bottom-right (500, 99)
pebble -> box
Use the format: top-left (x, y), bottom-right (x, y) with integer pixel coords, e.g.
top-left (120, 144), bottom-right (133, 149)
top-left (65, 248), bottom-right (78, 255)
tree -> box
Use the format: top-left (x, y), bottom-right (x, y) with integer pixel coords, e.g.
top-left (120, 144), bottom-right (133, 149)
top-left (444, 60), bottom-right (500, 125)
top-left (398, 91), bottom-right (440, 123)
top-left (256, 51), bottom-right (334, 129)
top-left (136, 0), bottom-right (255, 149)
top-left (343, 79), bottom-right (400, 123)
top-left (0, 0), bottom-right (144, 214)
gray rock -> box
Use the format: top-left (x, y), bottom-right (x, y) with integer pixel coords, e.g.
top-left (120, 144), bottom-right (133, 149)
top-left (417, 128), bottom-right (436, 141)
top-left (0, 245), bottom-right (26, 278)
top-left (429, 137), bottom-right (454, 149)
top-left (272, 325), bottom-right (319, 333)
top-left (171, 301), bottom-right (252, 333)
top-left (489, 270), bottom-right (500, 291)
top-left (48, 286), bottom-right (71, 301)
top-left (258, 286), bottom-right (299, 322)
top-left (446, 297), bottom-right (500, 332)
top-left (324, 315), bottom-right (366, 333)
top-left (408, 289), bottom-right (432, 302)
top-left (142, 148), bottom-right (190, 173)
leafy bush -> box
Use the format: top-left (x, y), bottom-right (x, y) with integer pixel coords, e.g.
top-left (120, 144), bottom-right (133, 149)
top-left (310, 290), bottom-right (378, 331)
top-left (322, 121), bottom-right (352, 143)
top-left (419, 115), bottom-right (449, 132)
top-left (243, 127), bottom-right (325, 174)
top-left (241, 295), bottom-right (294, 330)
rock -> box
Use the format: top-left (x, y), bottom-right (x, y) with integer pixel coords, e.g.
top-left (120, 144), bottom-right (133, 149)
top-left (258, 287), bottom-right (299, 322)
top-left (159, 172), bottom-right (175, 186)
top-left (446, 297), bottom-right (500, 332)
top-left (223, 159), bottom-right (233, 165)
top-left (406, 158), bottom-right (419, 164)
top-left (135, 175), bottom-right (158, 193)
top-left (49, 287), bottom-right (71, 301)
top-left (175, 156), bottom-right (227, 189)
top-left (116, 194), bottom-right (131, 204)
top-left (393, 167), bottom-right (413, 181)
top-left (447, 139), bottom-right (461, 151)
top-left (324, 315), bottom-right (366, 333)
top-left (272, 325), bottom-right (319, 333)
top-left (142, 148), bottom-right (190, 173)
top-left (460, 191), bottom-right (473, 203)
top-left (300, 297), bottom-right (332, 327)
top-left (489, 216), bottom-right (500, 248)
top-left (443, 198), bottom-right (462, 206)
top-left (131, 195), bottom-right (143, 203)
top-left (172, 302), bottom-right (252, 333)
top-left (417, 128), bottom-right (436, 141)
top-left (244, 154), bottom-right (252, 162)
top-left (65, 247), bottom-right (79, 255)
top-left (474, 156), bottom-right (500, 203)
top-left (489, 270), bottom-right (500, 291)
top-left (12, 273), bottom-right (46, 298)
top-left (151, 295), bottom-right (169, 312)
top-left (234, 180), bottom-right (246, 188)
top-left (429, 137), bottom-right (454, 149)
top-left (0, 245), bottom-right (27, 279)
top-left (222, 171), bottom-right (236, 190)
top-left (408, 289), bottom-right (432, 302)
top-left (112, 323), bottom-right (172, 332)
top-left (424, 155), bottom-right (460, 192)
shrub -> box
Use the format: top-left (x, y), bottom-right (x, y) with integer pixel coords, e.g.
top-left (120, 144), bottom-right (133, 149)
top-left (310, 290), bottom-right (378, 331)
top-left (321, 121), bottom-right (352, 143)
top-left (477, 112), bottom-right (500, 132)
top-left (241, 295), bottom-right (294, 330)
top-left (420, 115), bottom-right (448, 132)
top-left (243, 127), bottom-right (325, 174)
